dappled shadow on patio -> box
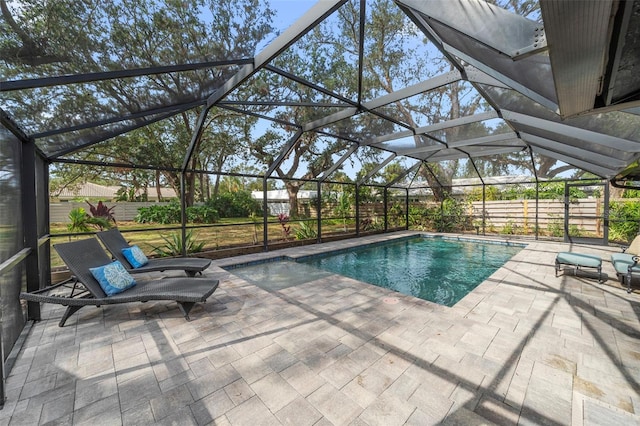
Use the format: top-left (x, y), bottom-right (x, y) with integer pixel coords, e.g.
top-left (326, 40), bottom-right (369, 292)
top-left (2, 233), bottom-right (639, 425)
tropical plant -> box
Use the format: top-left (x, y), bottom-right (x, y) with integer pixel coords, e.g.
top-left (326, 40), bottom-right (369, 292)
top-left (86, 200), bottom-right (116, 226)
top-left (67, 208), bottom-right (92, 234)
top-left (277, 213), bottom-right (291, 240)
top-left (334, 192), bottom-right (352, 232)
top-left (295, 221), bottom-right (318, 240)
top-left (609, 200), bottom-right (640, 243)
top-left (360, 216), bottom-right (384, 232)
top-left (151, 230), bottom-right (205, 257)
top-left (67, 207), bottom-right (113, 235)
top-left (430, 198), bottom-right (471, 232)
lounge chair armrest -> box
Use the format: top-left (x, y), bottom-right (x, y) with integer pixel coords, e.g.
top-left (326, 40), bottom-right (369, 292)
top-left (632, 256), bottom-right (639, 265)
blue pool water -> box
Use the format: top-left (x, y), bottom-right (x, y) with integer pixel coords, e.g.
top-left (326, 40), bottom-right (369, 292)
top-left (228, 237), bottom-right (523, 307)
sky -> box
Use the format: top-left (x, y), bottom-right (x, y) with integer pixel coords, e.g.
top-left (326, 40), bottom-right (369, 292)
top-left (270, 0), bottom-right (318, 30)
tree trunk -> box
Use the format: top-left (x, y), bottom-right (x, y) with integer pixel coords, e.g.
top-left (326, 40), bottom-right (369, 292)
top-left (198, 171), bottom-right (205, 202)
top-left (213, 174), bottom-right (220, 198)
top-left (286, 183), bottom-right (300, 217)
top-left (155, 171), bottom-right (163, 201)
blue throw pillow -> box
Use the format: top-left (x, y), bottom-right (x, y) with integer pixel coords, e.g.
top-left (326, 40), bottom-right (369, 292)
top-left (121, 245), bottom-right (149, 269)
top-left (89, 261), bottom-right (136, 296)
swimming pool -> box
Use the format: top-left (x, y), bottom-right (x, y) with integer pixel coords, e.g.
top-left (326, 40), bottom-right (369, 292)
top-left (227, 237), bottom-right (524, 307)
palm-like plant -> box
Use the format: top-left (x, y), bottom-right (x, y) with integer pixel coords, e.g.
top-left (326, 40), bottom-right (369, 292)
top-left (151, 230), bottom-right (205, 257)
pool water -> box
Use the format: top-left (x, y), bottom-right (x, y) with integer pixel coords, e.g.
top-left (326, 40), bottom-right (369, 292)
top-left (228, 237), bottom-right (523, 307)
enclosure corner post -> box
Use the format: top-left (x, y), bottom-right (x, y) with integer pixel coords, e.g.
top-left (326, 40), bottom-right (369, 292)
top-left (355, 183), bottom-right (360, 237)
top-left (262, 178), bottom-right (269, 252)
top-left (383, 188), bottom-right (388, 232)
top-left (405, 188), bottom-right (409, 230)
top-left (180, 173), bottom-right (187, 257)
top-left (482, 184), bottom-right (486, 235)
top-left (316, 180), bottom-right (322, 243)
top-left (21, 139), bottom-right (41, 320)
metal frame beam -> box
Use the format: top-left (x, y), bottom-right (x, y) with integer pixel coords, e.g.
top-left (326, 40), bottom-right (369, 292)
top-left (395, 132), bottom-right (518, 155)
top-left (362, 69), bottom-right (462, 110)
top-left (520, 132), bottom-right (628, 169)
top-left (414, 111), bottom-right (499, 134)
top-left (265, 65), bottom-right (357, 106)
top-left (49, 108), bottom-right (184, 160)
top-left (2, 59), bottom-right (253, 91)
top-left (502, 110), bottom-right (640, 152)
top-left (184, 0), bottom-right (347, 172)
top-left (358, 153), bottom-right (396, 184)
top-left (266, 129), bottom-right (304, 178)
top-left (33, 99), bottom-right (205, 139)
top-left (318, 144), bottom-right (359, 182)
top-left (530, 146), bottom-right (615, 178)
top-left (426, 146), bottom-right (525, 162)
top-left (385, 161), bottom-right (422, 188)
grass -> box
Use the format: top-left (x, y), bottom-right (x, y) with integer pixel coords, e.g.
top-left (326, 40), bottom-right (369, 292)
top-left (48, 218), bottom-right (357, 269)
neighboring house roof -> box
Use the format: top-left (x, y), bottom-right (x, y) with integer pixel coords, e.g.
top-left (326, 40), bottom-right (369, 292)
top-left (56, 182), bottom-right (120, 200)
top-left (54, 182), bottom-right (176, 200)
top-left (140, 187), bottom-right (177, 199)
top-left (251, 189), bottom-right (318, 201)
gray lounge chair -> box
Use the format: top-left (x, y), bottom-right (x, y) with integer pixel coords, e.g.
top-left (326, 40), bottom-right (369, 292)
top-left (96, 228), bottom-right (211, 276)
top-left (20, 238), bottom-right (219, 326)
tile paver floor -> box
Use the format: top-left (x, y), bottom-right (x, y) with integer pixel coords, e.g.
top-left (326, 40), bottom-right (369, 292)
top-left (3, 232), bottom-right (639, 425)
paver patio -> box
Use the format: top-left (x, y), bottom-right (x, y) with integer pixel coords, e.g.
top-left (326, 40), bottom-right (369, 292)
top-left (3, 232), bottom-right (639, 425)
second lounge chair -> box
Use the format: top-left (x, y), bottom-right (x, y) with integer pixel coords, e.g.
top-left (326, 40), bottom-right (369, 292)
top-left (97, 228), bottom-right (211, 277)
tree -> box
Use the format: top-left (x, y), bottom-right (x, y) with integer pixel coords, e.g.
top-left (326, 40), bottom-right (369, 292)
top-left (2, 0), bottom-right (274, 206)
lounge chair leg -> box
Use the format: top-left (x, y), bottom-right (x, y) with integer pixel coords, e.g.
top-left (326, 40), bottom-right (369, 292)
top-left (59, 305), bottom-right (83, 327)
top-left (177, 302), bottom-right (195, 321)
top-left (186, 271), bottom-right (197, 277)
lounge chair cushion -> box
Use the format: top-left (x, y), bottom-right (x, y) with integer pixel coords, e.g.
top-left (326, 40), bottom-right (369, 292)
top-left (610, 253), bottom-right (640, 274)
top-left (121, 245), bottom-right (149, 268)
top-left (90, 261), bottom-right (137, 296)
top-left (556, 252), bottom-right (602, 268)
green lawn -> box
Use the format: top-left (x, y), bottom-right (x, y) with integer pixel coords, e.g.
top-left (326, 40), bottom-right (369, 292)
top-left (48, 218), bottom-right (357, 269)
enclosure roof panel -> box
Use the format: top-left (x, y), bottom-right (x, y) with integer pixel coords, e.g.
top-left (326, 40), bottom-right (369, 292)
top-left (3, 0), bottom-right (640, 184)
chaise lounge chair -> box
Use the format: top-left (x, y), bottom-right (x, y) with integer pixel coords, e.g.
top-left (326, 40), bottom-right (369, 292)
top-left (97, 228), bottom-right (211, 277)
top-left (20, 238), bottom-right (219, 327)
top-left (555, 251), bottom-right (603, 283)
top-left (610, 234), bottom-right (640, 293)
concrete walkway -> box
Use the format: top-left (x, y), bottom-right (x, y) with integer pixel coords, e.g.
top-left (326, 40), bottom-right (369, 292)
top-left (3, 232), bottom-right (639, 425)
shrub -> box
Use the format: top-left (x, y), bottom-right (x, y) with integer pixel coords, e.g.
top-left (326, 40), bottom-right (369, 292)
top-left (67, 208), bottom-right (91, 233)
top-left (501, 220), bottom-right (519, 235)
top-left (187, 205), bottom-right (219, 223)
top-left (206, 190), bottom-right (262, 218)
top-left (135, 201), bottom-right (181, 224)
top-left (67, 207), bottom-right (113, 233)
top-left (408, 205), bottom-right (431, 230)
top-left (151, 230), bottom-right (205, 257)
top-left (430, 198), bottom-right (471, 232)
top-left (609, 200), bottom-right (640, 243)
top-left (86, 201), bottom-right (116, 225)
top-left (547, 216), bottom-right (564, 237)
top-left (295, 221), bottom-right (318, 240)
top-left (135, 201), bottom-right (218, 224)
top-left (277, 213), bottom-right (291, 239)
